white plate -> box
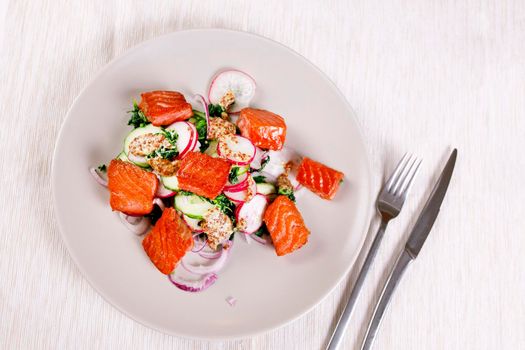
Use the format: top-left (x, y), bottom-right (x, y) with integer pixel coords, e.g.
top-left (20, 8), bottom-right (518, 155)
top-left (52, 29), bottom-right (372, 340)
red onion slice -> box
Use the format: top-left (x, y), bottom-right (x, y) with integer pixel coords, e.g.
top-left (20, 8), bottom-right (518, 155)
top-left (225, 296), bottom-right (237, 307)
top-left (168, 269), bottom-right (217, 293)
top-left (181, 248), bottom-right (228, 275)
top-left (89, 167), bottom-right (108, 187)
top-left (191, 234), bottom-right (207, 253)
top-left (118, 212), bottom-right (150, 235)
top-left (250, 234), bottom-right (270, 245)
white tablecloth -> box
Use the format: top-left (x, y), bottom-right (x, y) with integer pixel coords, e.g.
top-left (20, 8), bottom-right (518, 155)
top-left (1, 1), bottom-right (524, 349)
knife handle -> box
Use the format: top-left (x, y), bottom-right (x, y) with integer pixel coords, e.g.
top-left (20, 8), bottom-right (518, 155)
top-left (360, 250), bottom-right (413, 350)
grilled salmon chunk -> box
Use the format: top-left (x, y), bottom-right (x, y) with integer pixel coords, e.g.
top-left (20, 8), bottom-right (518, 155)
top-left (139, 91), bottom-right (193, 126)
top-left (296, 157), bottom-right (344, 200)
top-left (107, 159), bottom-right (158, 215)
top-left (142, 208), bottom-right (193, 274)
top-left (263, 196), bottom-right (309, 256)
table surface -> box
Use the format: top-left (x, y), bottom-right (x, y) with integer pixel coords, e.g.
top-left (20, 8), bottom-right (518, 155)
top-left (1, 1), bottom-right (524, 349)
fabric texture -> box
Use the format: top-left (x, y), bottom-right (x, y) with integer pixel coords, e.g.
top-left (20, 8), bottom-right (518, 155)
top-left (1, 1), bottom-right (524, 349)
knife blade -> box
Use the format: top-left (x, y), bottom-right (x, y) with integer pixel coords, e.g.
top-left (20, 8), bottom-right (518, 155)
top-left (405, 148), bottom-right (457, 258)
top-left (360, 148), bottom-right (457, 350)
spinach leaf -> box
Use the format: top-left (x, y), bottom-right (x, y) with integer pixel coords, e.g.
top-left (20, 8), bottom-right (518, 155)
top-left (228, 167), bottom-right (243, 184)
top-left (147, 146), bottom-right (178, 160)
top-left (208, 103), bottom-right (224, 118)
top-left (127, 101), bottom-right (149, 129)
top-left (161, 128), bottom-right (179, 147)
top-left (253, 223), bottom-right (269, 237)
top-left (278, 187), bottom-right (296, 202)
top-left (252, 175), bottom-right (266, 183)
top-left (211, 194), bottom-right (236, 224)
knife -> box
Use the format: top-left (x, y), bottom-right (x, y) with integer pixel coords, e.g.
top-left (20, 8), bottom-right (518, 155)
top-left (360, 149), bottom-right (457, 350)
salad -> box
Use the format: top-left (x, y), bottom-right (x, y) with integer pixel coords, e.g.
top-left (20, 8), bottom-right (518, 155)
top-left (90, 69), bottom-right (345, 293)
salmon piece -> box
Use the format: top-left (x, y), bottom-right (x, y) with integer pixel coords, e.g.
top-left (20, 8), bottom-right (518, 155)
top-left (237, 108), bottom-right (286, 150)
top-left (107, 159), bottom-right (158, 215)
top-left (139, 91), bottom-right (193, 126)
top-left (142, 208), bottom-right (193, 274)
top-left (296, 157), bottom-right (344, 200)
top-left (176, 152), bottom-right (230, 199)
top-left (263, 196), bottom-right (309, 256)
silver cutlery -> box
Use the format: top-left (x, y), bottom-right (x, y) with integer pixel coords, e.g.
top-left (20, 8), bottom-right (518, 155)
top-left (360, 149), bottom-right (457, 350)
top-left (327, 153), bottom-right (422, 350)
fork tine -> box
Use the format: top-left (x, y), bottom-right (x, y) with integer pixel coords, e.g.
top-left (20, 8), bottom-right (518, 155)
top-left (397, 158), bottom-right (422, 197)
top-left (385, 153), bottom-right (409, 192)
top-left (391, 155), bottom-right (417, 195)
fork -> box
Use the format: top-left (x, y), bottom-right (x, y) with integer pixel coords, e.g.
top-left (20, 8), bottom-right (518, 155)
top-left (326, 153), bottom-right (422, 350)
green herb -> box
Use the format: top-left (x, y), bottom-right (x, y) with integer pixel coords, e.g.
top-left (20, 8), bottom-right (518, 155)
top-left (127, 101), bottom-right (149, 129)
top-left (253, 224), bottom-right (269, 237)
top-left (252, 175), bottom-right (266, 183)
top-left (250, 156), bottom-right (270, 173)
top-left (97, 164), bottom-right (107, 172)
top-left (178, 190), bottom-right (195, 196)
top-left (161, 128), bottom-right (179, 147)
top-left (278, 187), bottom-right (296, 202)
top-left (228, 167), bottom-right (242, 184)
top-left (208, 103), bottom-right (224, 118)
top-left (146, 146), bottom-right (178, 160)
top-left (190, 114), bottom-right (209, 152)
top-left (192, 110), bottom-right (206, 119)
top-left (211, 194), bottom-right (236, 223)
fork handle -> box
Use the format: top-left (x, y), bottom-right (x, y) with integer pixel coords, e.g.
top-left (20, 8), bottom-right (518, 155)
top-left (360, 249), bottom-right (413, 350)
top-left (326, 221), bottom-right (388, 350)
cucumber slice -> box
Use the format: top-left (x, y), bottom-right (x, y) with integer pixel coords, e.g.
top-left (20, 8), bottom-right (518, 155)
top-left (204, 140), bottom-right (219, 158)
top-left (123, 124), bottom-right (162, 167)
top-left (161, 175), bottom-right (180, 191)
top-left (256, 183), bottom-right (276, 195)
top-left (116, 151), bottom-right (129, 162)
top-left (175, 193), bottom-right (214, 219)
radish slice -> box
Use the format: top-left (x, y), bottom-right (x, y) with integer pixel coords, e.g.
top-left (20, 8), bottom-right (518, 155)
top-left (89, 167), bottom-right (107, 187)
top-left (217, 135), bottom-right (256, 165)
top-left (191, 140), bottom-right (201, 152)
top-left (183, 215), bottom-right (204, 233)
top-left (118, 212), bottom-right (150, 235)
top-left (208, 70), bottom-right (256, 113)
top-left (249, 147), bottom-right (267, 170)
top-left (166, 121), bottom-right (196, 159)
top-left (224, 175), bottom-right (257, 203)
top-left (254, 147), bottom-right (302, 182)
top-left (168, 267), bottom-right (217, 293)
top-left (193, 94), bottom-right (210, 132)
top-left (156, 178), bottom-right (176, 198)
top-left (236, 194), bottom-right (268, 234)
top-left (224, 172), bottom-right (249, 190)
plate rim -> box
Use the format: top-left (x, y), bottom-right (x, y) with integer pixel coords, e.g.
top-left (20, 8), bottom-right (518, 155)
top-left (51, 28), bottom-right (373, 340)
